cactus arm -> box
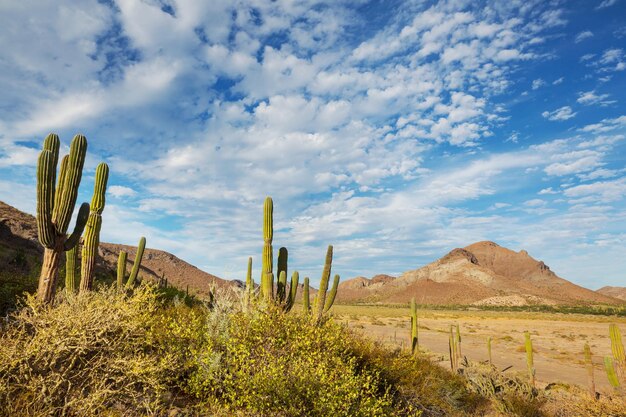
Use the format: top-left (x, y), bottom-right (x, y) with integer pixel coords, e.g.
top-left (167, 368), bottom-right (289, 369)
top-left (285, 271), bottom-right (299, 312)
top-left (79, 163), bottom-right (109, 292)
top-left (525, 331), bottom-right (535, 387)
top-left (605, 356), bottom-right (621, 389)
top-left (303, 277), bottom-right (310, 314)
top-left (63, 202), bottom-right (90, 250)
top-left (277, 247), bottom-right (288, 300)
top-left (315, 245), bottom-right (333, 322)
top-left (36, 150), bottom-right (57, 248)
top-left (117, 251), bottom-right (127, 290)
top-left (53, 155), bottom-right (68, 220)
top-left (126, 236), bottom-right (146, 289)
top-left (261, 197), bottom-right (273, 300)
top-left (277, 270), bottom-right (287, 303)
top-left (323, 274), bottom-right (340, 313)
top-left (52, 134), bottom-right (87, 234)
top-left (65, 244), bottom-right (78, 293)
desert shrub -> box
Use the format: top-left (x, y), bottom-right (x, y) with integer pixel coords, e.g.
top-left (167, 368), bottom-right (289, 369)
top-left (0, 285), bottom-right (202, 416)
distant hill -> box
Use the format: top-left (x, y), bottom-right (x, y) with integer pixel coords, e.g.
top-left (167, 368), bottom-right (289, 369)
top-left (336, 241), bottom-right (623, 306)
top-left (0, 201), bottom-right (232, 304)
top-left (597, 286), bottom-right (626, 301)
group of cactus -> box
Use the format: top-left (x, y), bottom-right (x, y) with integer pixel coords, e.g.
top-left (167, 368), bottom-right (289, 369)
top-left (35, 133), bottom-right (146, 303)
top-left (115, 236), bottom-right (146, 291)
top-left (245, 196), bottom-right (339, 321)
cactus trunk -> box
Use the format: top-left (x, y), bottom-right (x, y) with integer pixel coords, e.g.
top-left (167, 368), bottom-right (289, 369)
top-left (525, 331), bottom-right (535, 387)
top-left (245, 256), bottom-right (253, 299)
top-left (584, 343), bottom-right (596, 398)
top-left (314, 245), bottom-right (333, 323)
top-left (79, 163), bottom-right (109, 292)
top-left (410, 298), bottom-right (418, 354)
top-left (303, 277), bottom-right (310, 314)
top-left (261, 197), bottom-right (273, 300)
top-left (117, 251), bottom-right (127, 290)
top-left (65, 244), bottom-right (78, 293)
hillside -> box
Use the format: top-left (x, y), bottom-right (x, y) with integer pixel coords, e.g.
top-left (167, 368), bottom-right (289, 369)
top-left (0, 201), bottom-right (231, 301)
top-left (597, 286), bottom-right (626, 301)
top-left (336, 241), bottom-right (623, 306)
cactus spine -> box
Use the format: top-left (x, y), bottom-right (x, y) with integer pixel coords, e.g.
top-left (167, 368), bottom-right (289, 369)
top-left (117, 251), bottom-right (127, 290)
top-left (410, 297), bottom-right (418, 354)
top-left (303, 277), bottom-right (310, 314)
top-left (314, 245), bottom-right (333, 323)
top-left (65, 245), bottom-right (78, 293)
top-left (261, 197), bottom-right (273, 300)
top-left (605, 356), bottom-right (621, 390)
top-left (79, 163), bottom-right (109, 292)
top-left (126, 237), bottom-right (146, 289)
top-left (524, 331), bottom-right (535, 387)
top-left (584, 343), bottom-right (596, 398)
top-left (36, 134), bottom-right (89, 303)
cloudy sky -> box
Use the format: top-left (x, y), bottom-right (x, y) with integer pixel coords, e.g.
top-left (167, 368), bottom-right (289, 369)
top-left (1, 0), bottom-right (625, 289)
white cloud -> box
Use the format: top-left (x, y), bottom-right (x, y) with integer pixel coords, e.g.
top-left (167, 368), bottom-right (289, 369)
top-left (596, 0), bottom-right (619, 9)
top-left (108, 185), bottom-right (137, 198)
top-left (542, 106), bottom-right (576, 121)
top-left (574, 30), bottom-right (593, 43)
top-left (552, 77), bottom-right (564, 84)
top-left (564, 178), bottom-right (626, 202)
top-left (577, 90), bottom-right (616, 106)
top-left (531, 78), bottom-right (545, 89)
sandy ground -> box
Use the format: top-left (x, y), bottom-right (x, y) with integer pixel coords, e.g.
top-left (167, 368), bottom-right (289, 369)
top-left (332, 305), bottom-right (626, 393)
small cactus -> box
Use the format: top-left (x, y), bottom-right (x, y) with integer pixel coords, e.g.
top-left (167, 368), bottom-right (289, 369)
top-left (487, 336), bottom-right (492, 365)
top-left (605, 356), bottom-right (621, 390)
top-left (125, 237), bottom-right (146, 289)
top-left (36, 134), bottom-right (90, 303)
top-left (584, 343), bottom-right (596, 398)
top-left (524, 331), bottom-right (535, 387)
top-left (449, 325), bottom-right (459, 372)
top-left (284, 271), bottom-right (299, 312)
top-left (245, 256), bottom-right (253, 303)
top-left (277, 270), bottom-right (288, 304)
top-left (79, 162), bottom-right (109, 292)
top-left (314, 245), bottom-right (335, 323)
top-left (303, 277), bottom-right (310, 314)
top-left (410, 297), bottom-right (418, 354)
top-left (117, 251), bottom-right (127, 290)
top-left (277, 247), bottom-right (288, 302)
top-left (456, 323), bottom-right (462, 360)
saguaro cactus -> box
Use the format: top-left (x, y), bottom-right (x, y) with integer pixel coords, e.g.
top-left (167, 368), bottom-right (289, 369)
top-left (126, 237), bottom-right (146, 289)
top-left (456, 324), bottom-right (462, 360)
top-left (36, 134), bottom-right (90, 303)
top-left (449, 325), bottom-right (459, 372)
top-left (117, 251), bottom-right (127, 290)
top-left (65, 245), bottom-right (78, 293)
top-left (79, 163), bottom-right (109, 292)
top-left (261, 197), bottom-right (273, 300)
top-left (314, 245), bottom-right (333, 322)
top-left (284, 271), bottom-right (299, 312)
top-left (324, 274), bottom-right (340, 313)
top-left (303, 277), bottom-right (311, 314)
top-left (410, 297), bottom-right (418, 354)
top-left (245, 256), bottom-right (253, 302)
top-left (584, 343), bottom-right (596, 398)
top-left (525, 331), bottom-right (535, 387)
top-left (277, 247), bottom-right (288, 301)
top-left (605, 356), bottom-right (621, 391)
top-left (609, 324), bottom-right (625, 379)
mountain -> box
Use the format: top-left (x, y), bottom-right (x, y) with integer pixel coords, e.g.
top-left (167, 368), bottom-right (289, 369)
top-left (0, 201), bottom-right (231, 301)
top-left (336, 241), bottom-right (623, 306)
top-left (597, 286), bottom-right (626, 301)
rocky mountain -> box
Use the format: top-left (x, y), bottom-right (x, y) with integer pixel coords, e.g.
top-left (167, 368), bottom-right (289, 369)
top-left (0, 201), bottom-right (231, 300)
top-left (337, 241), bottom-right (623, 306)
top-left (597, 286), bottom-right (626, 301)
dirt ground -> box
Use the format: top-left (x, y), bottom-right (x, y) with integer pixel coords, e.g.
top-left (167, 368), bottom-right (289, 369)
top-left (332, 304), bottom-right (626, 393)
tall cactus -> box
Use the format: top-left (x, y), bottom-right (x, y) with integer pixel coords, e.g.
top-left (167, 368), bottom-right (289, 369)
top-left (314, 245), bottom-right (333, 323)
top-left (609, 324), bottom-right (625, 380)
top-left (65, 245), bottom-right (78, 293)
top-left (79, 163), bottom-right (109, 292)
top-left (117, 251), bottom-right (127, 290)
top-left (303, 276), bottom-right (310, 314)
top-left (584, 343), bottom-right (596, 398)
top-left (261, 197), bottom-right (273, 300)
top-left (525, 331), bottom-right (535, 387)
top-left (36, 134), bottom-right (90, 303)
top-left (605, 356), bottom-right (621, 390)
top-left (126, 237), bottom-right (146, 289)
top-left (410, 297), bottom-right (418, 354)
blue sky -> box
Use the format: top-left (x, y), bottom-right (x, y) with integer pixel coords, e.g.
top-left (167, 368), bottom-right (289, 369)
top-left (1, 0), bottom-right (625, 289)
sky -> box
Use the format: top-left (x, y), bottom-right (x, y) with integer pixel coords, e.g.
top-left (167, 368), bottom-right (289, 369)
top-left (1, 0), bottom-right (625, 289)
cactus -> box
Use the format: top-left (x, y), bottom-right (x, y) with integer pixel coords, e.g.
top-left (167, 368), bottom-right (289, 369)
top-left (303, 277), bottom-right (310, 314)
top-left (79, 163), bottom-right (109, 292)
top-left (277, 247), bottom-right (288, 302)
top-left (244, 256), bottom-right (253, 302)
top-left (456, 323), bottom-right (462, 360)
top-left (487, 336), bottom-right (492, 365)
top-left (125, 237), bottom-right (146, 289)
top-left (314, 245), bottom-right (333, 322)
top-left (524, 331), bottom-right (535, 387)
top-left (324, 274), bottom-right (340, 313)
top-left (609, 324), bottom-right (625, 380)
top-left (449, 325), bottom-right (458, 372)
top-left (261, 197), bottom-right (273, 300)
top-left (284, 271), bottom-right (299, 312)
top-left (36, 134), bottom-right (90, 303)
top-left (605, 356), bottom-right (621, 390)
top-left (65, 245), bottom-right (78, 293)
top-left (410, 297), bottom-right (418, 354)
top-left (117, 251), bottom-right (127, 290)
top-left (584, 343), bottom-right (596, 398)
